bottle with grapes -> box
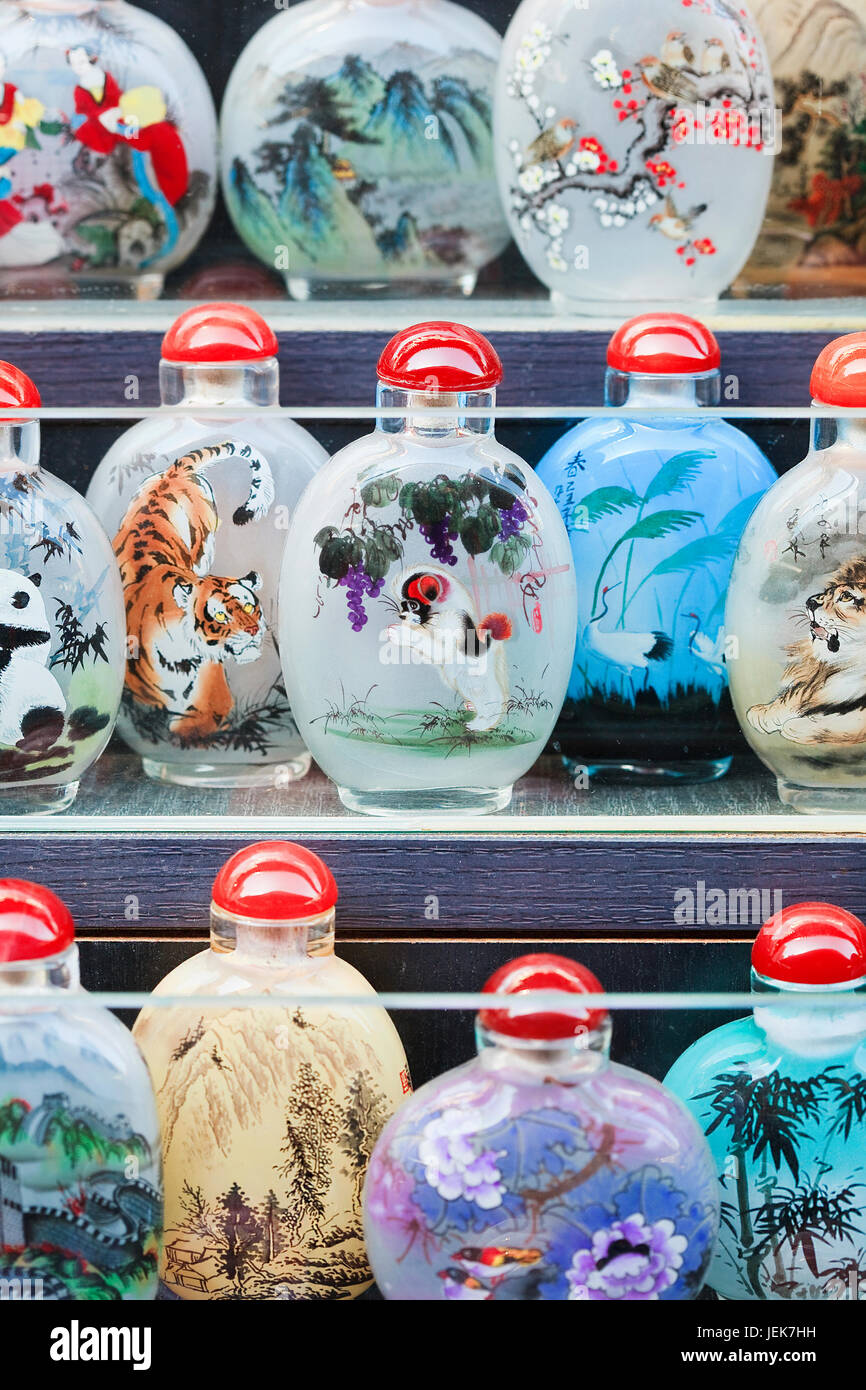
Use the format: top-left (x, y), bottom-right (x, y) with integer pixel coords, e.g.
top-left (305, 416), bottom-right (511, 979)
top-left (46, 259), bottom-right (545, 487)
top-left (278, 320), bottom-right (577, 815)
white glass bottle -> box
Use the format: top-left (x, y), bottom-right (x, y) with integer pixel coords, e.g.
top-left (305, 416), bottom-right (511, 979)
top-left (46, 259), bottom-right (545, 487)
top-left (0, 0), bottom-right (217, 298)
top-left (220, 0), bottom-right (510, 300)
top-left (278, 320), bottom-right (577, 815)
top-left (86, 302), bottom-right (327, 788)
top-left (0, 361), bottom-right (124, 813)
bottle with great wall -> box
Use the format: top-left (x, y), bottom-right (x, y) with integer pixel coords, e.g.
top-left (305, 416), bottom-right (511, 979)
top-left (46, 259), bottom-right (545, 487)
top-left (220, 0), bottom-right (509, 299)
top-left (0, 879), bottom-right (162, 1299)
top-left (0, 362), bottom-right (124, 814)
top-left (278, 321), bottom-right (577, 815)
top-left (726, 332), bottom-right (866, 812)
top-left (133, 841), bottom-right (410, 1300)
top-left (0, 0), bottom-right (217, 297)
top-left (86, 303), bottom-right (327, 788)
top-left (494, 0), bottom-right (774, 311)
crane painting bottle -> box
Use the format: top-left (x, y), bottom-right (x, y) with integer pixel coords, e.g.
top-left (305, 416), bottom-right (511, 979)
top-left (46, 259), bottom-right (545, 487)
top-left (535, 313), bottom-right (776, 783)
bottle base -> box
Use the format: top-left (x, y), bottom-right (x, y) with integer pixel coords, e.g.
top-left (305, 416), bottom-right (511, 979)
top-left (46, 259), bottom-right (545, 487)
top-left (564, 756), bottom-right (732, 785)
top-left (776, 779), bottom-right (866, 814)
top-left (337, 784), bottom-right (513, 816)
top-left (142, 754), bottom-right (312, 789)
top-left (0, 266), bottom-right (164, 300)
top-left (285, 272), bottom-right (476, 301)
top-left (0, 781), bottom-right (79, 814)
top-left (550, 290), bottom-right (719, 318)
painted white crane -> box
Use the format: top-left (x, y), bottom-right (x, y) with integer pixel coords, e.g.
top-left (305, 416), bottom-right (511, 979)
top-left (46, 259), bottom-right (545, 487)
top-left (685, 612), bottom-right (726, 675)
top-left (583, 582), bottom-right (673, 676)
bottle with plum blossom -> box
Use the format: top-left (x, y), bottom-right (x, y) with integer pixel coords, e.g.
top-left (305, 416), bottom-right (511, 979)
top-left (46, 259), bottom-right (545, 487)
top-left (278, 320), bottom-right (577, 815)
top-left (364, 952), bottom-right (719, 1300)
top-left (133, 840), bottom-right (410, 1300)
top-left (494, 0), bottom-right (774, 310)
top-left (666, 902), bottom-right (866, 1301)
top-left (536, 313), bottom-right (776, 783)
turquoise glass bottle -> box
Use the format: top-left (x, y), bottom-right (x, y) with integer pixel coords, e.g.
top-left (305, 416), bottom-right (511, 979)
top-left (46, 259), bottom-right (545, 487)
top-left (535, 313), bottom-right (777, 783)
top-left (666, 902), bottom-right (866, 1301)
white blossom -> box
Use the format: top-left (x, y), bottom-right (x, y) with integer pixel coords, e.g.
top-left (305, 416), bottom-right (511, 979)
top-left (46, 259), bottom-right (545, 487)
top-left (518, 165), bottom-right (545, 192)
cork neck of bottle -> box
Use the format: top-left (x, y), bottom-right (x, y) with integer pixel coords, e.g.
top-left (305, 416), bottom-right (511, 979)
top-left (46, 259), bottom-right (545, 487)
top-left (812, 411), bottom-right (866, 451)
top-left (209, 905), bottom-right (336, 963)
top-left (751, 968), bottom-right (866, 1058)
top-left (0, 943), bottom-right (79, 995)
top-left (474, 1016), bottom-right (612, 1080)
top-left (605, 367), bottom-right (721, 411)
top-left (0, 421), bottom-right (39, 475)
top-left (376, 383), bottom-right (495, 439)
top-left (159, 359), bottom-right (279, 409)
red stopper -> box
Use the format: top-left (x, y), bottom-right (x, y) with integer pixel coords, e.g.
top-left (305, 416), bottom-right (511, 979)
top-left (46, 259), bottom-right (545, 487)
top-left (479, 953), bottom-right (608, 1040)
top-left (752, 902), bottom-right (866, 986)
top-left (0, 361), bottom-right (41, 411)
top-left (810, 333), bottom-right (866, 407)
top-left (0, 879), bottom-right (75, 963)
top-left (377, 321), bottom-right (503, 392)
top-left (607, 313), bottom-right (721, 375)
top-left (161, 302), bottom-right (279, 364)
top-left (212, 841), bottom-right (338, 920)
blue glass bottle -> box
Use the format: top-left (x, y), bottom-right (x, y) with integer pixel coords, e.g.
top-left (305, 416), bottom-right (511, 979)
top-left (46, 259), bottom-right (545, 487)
top-left (535, 313), bottom-right (777, 782)
top-left (666, 902), bottom-right (866, 1302)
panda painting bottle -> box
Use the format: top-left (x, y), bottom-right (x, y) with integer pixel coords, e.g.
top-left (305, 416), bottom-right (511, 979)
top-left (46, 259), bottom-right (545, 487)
top-left (0, 362), bottom-right (124, 813)
top-left (278, 321), bottom-right (576, 815)
top-left (86, 303), bottom-right (327, 788)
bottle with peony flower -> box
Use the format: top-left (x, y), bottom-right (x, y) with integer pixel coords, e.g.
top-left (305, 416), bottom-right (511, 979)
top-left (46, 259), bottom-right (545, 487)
top-left (666, 902), bottom-right (866, 1301)
top-left (133, 840), bottom-right (410, 1301)
top-left (0, 0), bottom-right (217, 298)
top-left (494, 0), bottom-right (774, 311)
top-left (0, 879), bottom-right (162, 1299)
top-left (86, 303), bottom-right (327, 788)
top-left (364, 952), bottom-right (719, 1300)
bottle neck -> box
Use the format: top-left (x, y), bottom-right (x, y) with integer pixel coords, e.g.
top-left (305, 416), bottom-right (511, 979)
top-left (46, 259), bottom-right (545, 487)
top-left (209, 905), bottom-right (336, 964)
top-left (0, 944), bottom-right (79, 995)
top-left (812, 410), bottom-right (866, 451)
top-left (0, 421), bottom-right (39, 475)
top-left (376, 384), bottom-right (495, 439)
top-left (752, 968), bottom-right (866, 1058)
top-left (475, 1017), bottom-right (612, 1080)
top-left (605, 368), bottom-right (721, 410)
top-left (159, 359), bottom-right (280, 409)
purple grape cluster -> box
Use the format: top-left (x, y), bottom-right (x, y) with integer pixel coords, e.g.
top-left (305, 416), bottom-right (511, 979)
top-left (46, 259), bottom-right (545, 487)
top-left (497, 498), bottom-right (528, 541)
top-left (338, 565), bottom-right (384, 631)
top-left (420, 513), bottom-right (459, 566)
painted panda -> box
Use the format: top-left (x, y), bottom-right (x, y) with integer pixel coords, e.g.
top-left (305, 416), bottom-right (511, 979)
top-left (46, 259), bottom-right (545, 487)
top-left (0, 569), bottom-right (66, 751)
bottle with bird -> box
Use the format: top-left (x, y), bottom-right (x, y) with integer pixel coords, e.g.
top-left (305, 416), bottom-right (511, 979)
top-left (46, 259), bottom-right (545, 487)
top-left (495, 0), bottom-right (773, 310)
top-left (364, 952), bottom-right (719, 1300)
top-left (535, 312), bottom-right (776, 783)
top-left (666, 902), bottom-right (866, 1302)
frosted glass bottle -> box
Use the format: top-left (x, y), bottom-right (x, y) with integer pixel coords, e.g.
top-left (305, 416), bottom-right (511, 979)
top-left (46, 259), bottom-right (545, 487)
top-left (278, 321), bottom-right (577, 815)
top-left (220, 0), bottom-right (510, 300)
top-left (666, 902), bottom-right (866, 1301)
top-left (0, 0), bottom-right (217, 298)
top-left (727, 332), bottom-right (866, 812)
top-left (133, 841), bottom-right (411, 1301)
top-left (364, 953), bottom-right (719, 1300)
top-left (0, 361), bottom-right (124, 814)
top-left (536, 314), bottom-right (776, 783)
top-left (86, 303), bottom-right (327, 788)
top-left (494, 0), bottom-right (774, 311)
top-left (0, 879), bottom-right (162, 1299)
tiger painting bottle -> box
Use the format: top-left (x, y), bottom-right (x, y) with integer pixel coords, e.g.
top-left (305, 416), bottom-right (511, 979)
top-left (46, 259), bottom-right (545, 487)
top-left (86, 302), bottom-right (327, 787)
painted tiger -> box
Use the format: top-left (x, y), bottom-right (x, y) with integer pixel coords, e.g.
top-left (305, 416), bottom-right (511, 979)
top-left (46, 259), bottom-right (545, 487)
top-left (114, 440), bottom-right (275, 741)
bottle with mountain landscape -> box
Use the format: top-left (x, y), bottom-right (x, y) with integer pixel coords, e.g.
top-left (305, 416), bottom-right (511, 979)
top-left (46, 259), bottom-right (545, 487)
top-left (133, 841), bottom-right (410, 1301)
top-left (0, 879), bottom-right (162, 1300)
top-left (219, 0), bottom-right (509, 299)
top-left (536, 313), bottom-right (776, 784)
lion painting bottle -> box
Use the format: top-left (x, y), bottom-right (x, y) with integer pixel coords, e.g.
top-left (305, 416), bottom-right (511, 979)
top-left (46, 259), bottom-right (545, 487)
top-left (133, 841), bottom-right (410, 1301)
top-left (220, 0), bottom-right (509, 300)
top-left (278, 321), bottom-right (577, 815)
top-left (364, 953), bottom-right (719, 1300)
top-left (726, 333), bottom-right (866, 812)
top-left (666, 902), bottom-right (866, 1301)
top-left (0, 879), bottom-right (162, 1299)
top-left (0, 0), bottom-right (217, 298)
top-left (0, 362), bottom-right (124, 814)
top-left (86, 303), bottom-right (327, 788)
top-left (536, 314), bottom-right (776, 784)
